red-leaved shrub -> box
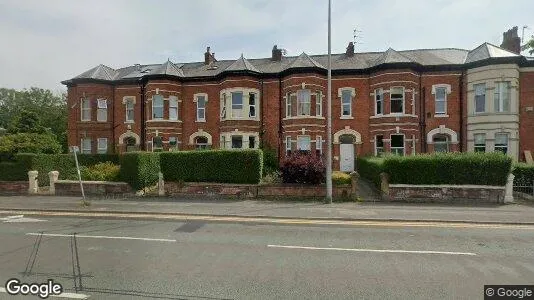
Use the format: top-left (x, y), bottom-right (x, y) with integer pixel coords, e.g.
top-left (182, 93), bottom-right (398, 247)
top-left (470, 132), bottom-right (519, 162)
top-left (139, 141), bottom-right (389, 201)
top-left (280, 152), bottom-right (325, 184)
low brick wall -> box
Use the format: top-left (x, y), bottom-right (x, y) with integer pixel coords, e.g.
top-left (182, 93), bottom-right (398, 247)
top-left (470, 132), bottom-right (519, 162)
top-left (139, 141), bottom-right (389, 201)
top-left (0, 181), bottom-right (28, 195)
top-left (55, 180), bottom-right (132, 196)
top-left (258, 184), bottom-right (352, 198)
top-left (387, 184), bottom-right (505, 203)
top-left (165, 182), bottom-right (353, 198)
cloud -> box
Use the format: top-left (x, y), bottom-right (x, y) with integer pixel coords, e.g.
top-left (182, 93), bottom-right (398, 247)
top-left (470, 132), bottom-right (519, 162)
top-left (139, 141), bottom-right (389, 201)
top-left (0, 0), bottom-right (532, 91)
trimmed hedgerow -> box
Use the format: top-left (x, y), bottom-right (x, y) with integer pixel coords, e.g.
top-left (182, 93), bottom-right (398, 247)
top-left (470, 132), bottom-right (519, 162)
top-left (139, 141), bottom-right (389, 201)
top-left (160, 150), bottom-right (263, 184)
top-left (383, 152), bottom-right (512, 186)
top-left (280, 152), bottom-right (325, 184)
top-left (356, 156), bottom-right (385, 188)
top-left (262, 147), bottom-right (279, 175)
top-left (119, 152), bottom-right (160, 190)
top-left (13, 153), bottom-right (120, 185)
top-left (79, 162), bottom-right (121, 182)
top-left (0, 161), bottom-right (28, 181)
top-left (512, 163), bottom-right (534, 186)
top-left (332, 171), bottom-right (351, 185)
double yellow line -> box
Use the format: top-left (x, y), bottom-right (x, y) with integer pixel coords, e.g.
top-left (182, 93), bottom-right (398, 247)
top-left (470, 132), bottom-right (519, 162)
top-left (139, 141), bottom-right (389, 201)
top-left (1, 209), bottom-right (533, 230)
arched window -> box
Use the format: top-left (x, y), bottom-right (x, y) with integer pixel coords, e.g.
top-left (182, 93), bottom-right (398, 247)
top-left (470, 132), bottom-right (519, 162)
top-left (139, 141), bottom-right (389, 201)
top-left (433, 134), bottom-right (449, 153)
top-left (195, 136), bottom-right (209, 150)
top-left (124, 137), bottom-right (137, 152)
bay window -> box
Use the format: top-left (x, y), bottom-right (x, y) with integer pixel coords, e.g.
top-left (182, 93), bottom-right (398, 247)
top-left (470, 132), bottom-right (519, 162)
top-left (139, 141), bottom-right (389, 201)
top-left (494, 133), bottom-right (508, 154)
top-left (249, 93), bottom-right (256, 118)
top-left (231, 92), bottom-right (243, 118)
top-left (390, 134), bottom-right (404, 156)
top-left (316, 91), bottom-right (322, 116)
top-left (474, 83), bottom-right (486, 113)
top-left (152, 95), bottom-right (164, 119)
top-left (494, 82), bottom-right (511, 113)
top-left (231, 136), bottom-right (243, 149)
top-left (390, 87), bottom-right (404, 114)
top-left (375, 135), bottom-right (384, 156)
top-left (81, 98), bottom-right (91, 121)
top-left (285, 136), bottom-right (292, 156)
top-left (169, 96), bottom-right (178, 120)
top-left (375, 88), bottom-right (383, 115)
top-left (297, 89), bottom-right (311, 116)
top-left (297, 135), bottom-right (311, 152)
top-left (315, 135), bottom-right (322, 156)
top-left (474, 133), bottom-right (486, 152)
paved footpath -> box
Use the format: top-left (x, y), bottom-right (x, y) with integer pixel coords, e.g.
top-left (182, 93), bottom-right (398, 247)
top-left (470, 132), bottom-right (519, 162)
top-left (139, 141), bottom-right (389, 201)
top-left (0, 195), bottom-right (533, 224)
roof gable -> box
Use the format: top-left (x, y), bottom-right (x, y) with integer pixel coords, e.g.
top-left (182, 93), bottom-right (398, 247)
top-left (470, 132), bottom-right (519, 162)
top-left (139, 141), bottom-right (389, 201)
top-left (225, 54), bottom-right (260, 73)
top-left (287, 52), bottom-right (325, 69)
top-left (465, 42), bottom-right (518, 63)
top-left (151, 60), bottom-right (184, 77)
top-left (74, 64), bottom-right (117, 80)
top-left (372, 48), bottom-right (413, 66)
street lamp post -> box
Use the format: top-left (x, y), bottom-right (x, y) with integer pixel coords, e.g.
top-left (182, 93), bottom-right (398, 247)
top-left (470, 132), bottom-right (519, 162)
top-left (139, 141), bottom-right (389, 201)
top-left (326, 0), bottom-right (333, 203)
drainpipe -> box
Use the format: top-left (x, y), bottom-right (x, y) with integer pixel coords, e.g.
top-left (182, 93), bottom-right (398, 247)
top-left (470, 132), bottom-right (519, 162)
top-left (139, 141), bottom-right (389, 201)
top-left (259, 78), bottom-right (264, 148)
top-left (278, 76), bottom-right (283, 162)
top-left (459, 71), bottom-right (464, 152)
top-left (419, 73), bottom-right (427, 153)
top-left (112, 85), bottom-right (115, 153)
top-left (139, 78), bottom-right (147, 151)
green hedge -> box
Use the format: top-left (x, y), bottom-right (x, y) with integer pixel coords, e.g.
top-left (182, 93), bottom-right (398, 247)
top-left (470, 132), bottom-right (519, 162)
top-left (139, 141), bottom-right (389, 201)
top-left (119, 152), bottom-right (160, 190)
top-left (383, 152), bottom-right (511, 186)
top-left (14, 153), bottom-right (119, 185)
top-left (0, 161), bottom-right (28, 181)
top-left (160, 150), bottom-right (263, 184)
top-left (513, 163), bottom-right (534, 186)
top-left (357, 157), bottom-right (385, 188)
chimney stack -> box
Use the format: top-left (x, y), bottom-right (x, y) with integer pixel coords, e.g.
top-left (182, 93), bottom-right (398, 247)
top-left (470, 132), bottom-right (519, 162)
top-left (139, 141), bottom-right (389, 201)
top-left (345, 42), bottom-right (355, 57)
top-left (500, 26), bottom-right (521, 54)
top-left (272, 45), bottom-right (283, 61)
top-left (204, 46), bottom-right (216, 65)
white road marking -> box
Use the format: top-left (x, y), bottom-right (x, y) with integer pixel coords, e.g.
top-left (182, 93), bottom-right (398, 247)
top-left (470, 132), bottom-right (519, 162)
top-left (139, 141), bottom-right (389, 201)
top-left (0, 287), bottom-right (89, 299)
top-left (268, 244), bottom-right (477, 256)
top-left (26, 232), bottom-right (176, 242)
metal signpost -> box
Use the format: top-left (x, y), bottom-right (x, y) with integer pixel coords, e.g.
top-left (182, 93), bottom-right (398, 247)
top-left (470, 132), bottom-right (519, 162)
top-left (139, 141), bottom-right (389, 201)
top-left (69, 146), bottom-right (85, 200)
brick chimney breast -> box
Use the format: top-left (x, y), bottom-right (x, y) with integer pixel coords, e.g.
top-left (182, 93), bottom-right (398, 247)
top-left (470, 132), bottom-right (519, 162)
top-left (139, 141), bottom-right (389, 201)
top-left (272, 45), bottom-right (283, 61)
top-left (500, 26), bottom-right (521, 54)
top-left (346, 42), bottom-right (355, 57)
top-left (204, 46), bottom-right (216, 65)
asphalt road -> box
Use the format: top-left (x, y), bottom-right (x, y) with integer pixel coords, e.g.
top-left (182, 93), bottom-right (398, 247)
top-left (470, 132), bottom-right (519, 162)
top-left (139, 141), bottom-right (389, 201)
top-left (0, 215), bottom-right (533, 299)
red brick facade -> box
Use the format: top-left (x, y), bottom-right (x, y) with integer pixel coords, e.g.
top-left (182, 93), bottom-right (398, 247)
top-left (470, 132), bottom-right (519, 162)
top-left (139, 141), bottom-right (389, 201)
top-left (64, 51), bottom-right (534, 170)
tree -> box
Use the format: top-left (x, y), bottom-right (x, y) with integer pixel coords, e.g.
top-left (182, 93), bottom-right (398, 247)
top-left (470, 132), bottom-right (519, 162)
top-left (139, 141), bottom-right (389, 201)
top-left (527, 38), bottom-right (534, 55)
top-left (0, 87), bottom-right (67, 151)
top-left (7, 110), bottom-right (47, 134)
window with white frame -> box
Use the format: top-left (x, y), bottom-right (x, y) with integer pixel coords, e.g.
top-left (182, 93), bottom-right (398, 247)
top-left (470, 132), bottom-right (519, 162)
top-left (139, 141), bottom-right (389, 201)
top-left (297, 89), bottom-right (311, 116)
top-left (494, 82), bottom-right (511, 113)
top-left (81, 138), bottom-right (91, 154)
top-left (285, 136), bottom-right (292, 156)
top-left (152, 95), bottom-right (164, 119)
top-left (297, 135), bottom-right (311, 152)
top-left (97, 138), bottom-right (108, 154)
top-left (125, 98), bottom-right (134, 122)
top-left (196, 95), bottom-right (206, 121)
top-left (474, 133), bottom-right (486, 152)
top-left (231, 135), bottom-right (243, 149)
top-left (169, 96), bottom-right (178, 121)
top-left (220, 93), bottom-right (227, 119)
top-left (220, 135), bottom-right (226, 149)
top-left (231, 92), bottom-right (243, 118)
top-left (316, 91), bottom-right (322, 116)
top-left (249, 93), bottom-right (256, 118)
top-left (341, 89), bottom-right (352, 117)
top-left (152, 136), bottom-right (163, 151)
top-left (390, 134), bottom-right (404, 156)
top-left (390, 87), bottom-right (404, 114)
top-left (81, 98), bottom-right (91, 121)
top-left (435, 87), bottom-right (447, 114)
top-left (315, 135), bottom-right (322, 156)
top-left (375, 88), bottom-right (383, 115)
top-left (494, 133), bottom-right (508, 154)
top-left (97, 99), bottom-right (107, 122)
top-left (474, 83), bottom-right (486, 113)
top-left (195, 136), bottom-right (209, 150)
top-left (433, 134), bottom-right (449, 152)
top-left (248, 136), bottom-right (256, 149)
top-left (375, 135), bottom-right (384, 156)
top-left (169, 136), bottom-right (178, 151)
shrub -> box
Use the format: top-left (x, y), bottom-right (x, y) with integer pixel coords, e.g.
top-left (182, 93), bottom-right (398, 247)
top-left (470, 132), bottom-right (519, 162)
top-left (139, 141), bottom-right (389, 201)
top-left (120, 152), bottom-right (160, 190)
top-left (357, 156), bottom-right (385, 188)
top-left (383, 152), bottom-right (512, 186)
top-left (80, 162), bottom-right (120, 181)
top-left (160, 150), bottom-right (263, 184)
top-left (332, 171), bottom-right (351, 185)
top-left (513, 163), bottom-right (534, 186)
top-left (262, 147), bottom-right (279, 175)
top-left (14, 153), bottom-right (119, 185)
top-left (260, 170), bottom-right (282, 185)
top-left (280, 152), bottom-right (325, 184)
top-left (0, 133), bottom-right (62, 159)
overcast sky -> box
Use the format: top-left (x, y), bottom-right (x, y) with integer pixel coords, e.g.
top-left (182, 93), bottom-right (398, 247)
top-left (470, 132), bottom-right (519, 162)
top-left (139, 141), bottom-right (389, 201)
top-left (1, 0), bottom-right (533, 92)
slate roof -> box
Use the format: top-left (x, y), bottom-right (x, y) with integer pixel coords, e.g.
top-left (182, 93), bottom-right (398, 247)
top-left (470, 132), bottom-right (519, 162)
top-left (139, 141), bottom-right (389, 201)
top-left (465, 42), bottom-right (518, 64)
top-left (63, 44), bottom-right (529, 84)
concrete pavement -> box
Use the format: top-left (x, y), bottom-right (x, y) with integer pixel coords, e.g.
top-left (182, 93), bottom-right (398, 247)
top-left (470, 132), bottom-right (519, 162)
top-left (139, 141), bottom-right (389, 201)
top-left (0, 215), bottom-right (533, 299)
top-left (0, 195), bottom-right (534, 225)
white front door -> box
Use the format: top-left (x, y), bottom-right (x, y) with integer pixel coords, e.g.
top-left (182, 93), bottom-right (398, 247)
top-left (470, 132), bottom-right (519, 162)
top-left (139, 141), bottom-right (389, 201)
top-left (340, 143), bottom-right (354, 172)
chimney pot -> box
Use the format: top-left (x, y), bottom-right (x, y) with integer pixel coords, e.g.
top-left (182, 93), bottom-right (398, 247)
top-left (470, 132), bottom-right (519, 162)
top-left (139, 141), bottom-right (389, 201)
top-left (346, 42), bottom-right (355, 57)
top-left (204, 46), bottom-right (216, 65)
top-left (272, 45), bottom-right (283, 61)
top-left (500, 26), bottom-right (521, 54)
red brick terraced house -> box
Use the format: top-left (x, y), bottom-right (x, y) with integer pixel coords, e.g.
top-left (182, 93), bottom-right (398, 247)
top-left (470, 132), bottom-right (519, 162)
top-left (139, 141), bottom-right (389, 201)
top-left (62, 27), bottom-right (534, 172)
